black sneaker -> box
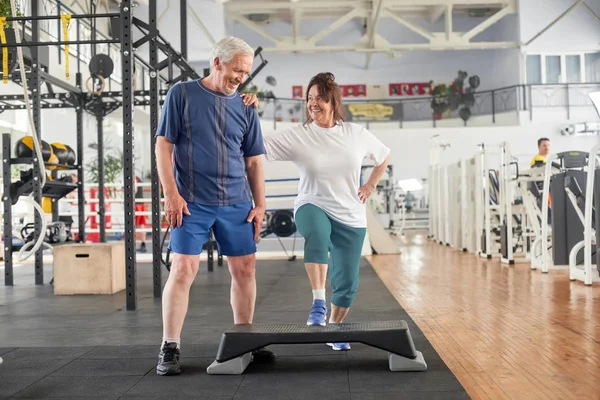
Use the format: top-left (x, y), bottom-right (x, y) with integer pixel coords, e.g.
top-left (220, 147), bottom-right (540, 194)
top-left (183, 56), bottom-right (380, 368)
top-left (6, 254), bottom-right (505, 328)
top-left (252, 347), bottom-right (276, 364)
top-left (157, 342), bottom-right (181, 376)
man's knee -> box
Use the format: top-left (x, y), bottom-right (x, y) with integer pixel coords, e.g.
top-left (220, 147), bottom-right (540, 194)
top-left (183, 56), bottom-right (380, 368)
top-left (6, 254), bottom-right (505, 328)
top-left (170, 254), bottom-right (199, 286)
top-left (228, 254), bottom-right (256, 282)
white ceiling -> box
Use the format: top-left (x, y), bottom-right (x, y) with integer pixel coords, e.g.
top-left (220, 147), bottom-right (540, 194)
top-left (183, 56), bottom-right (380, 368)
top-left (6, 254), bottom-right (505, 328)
top-left (221, 0), bottom-right (518, 55)
top-left (127, 0), bottom-right (519, 63)
top-left (63, 0), bottom-right (520, 65)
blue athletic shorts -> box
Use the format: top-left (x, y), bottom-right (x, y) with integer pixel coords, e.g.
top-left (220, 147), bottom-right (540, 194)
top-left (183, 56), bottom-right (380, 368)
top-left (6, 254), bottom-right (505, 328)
top-left (168, 201), bottom-right (256, 256)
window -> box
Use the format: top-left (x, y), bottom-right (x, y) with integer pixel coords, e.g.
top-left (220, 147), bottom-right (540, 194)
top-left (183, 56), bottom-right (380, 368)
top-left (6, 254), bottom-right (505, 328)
top-left (524, 53), bottom-right (600, 84)
top-left (585, 52), bottom-right (600, 83)
top-left (545, 56), bottom-right (561, 83)
top-left (526, 55), bottom-right (542, 84)
top-left (566, 55), bottom-right (581, 83)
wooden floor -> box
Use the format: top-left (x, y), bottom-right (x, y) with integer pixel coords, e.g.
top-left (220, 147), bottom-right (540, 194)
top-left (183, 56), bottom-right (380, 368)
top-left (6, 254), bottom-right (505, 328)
top-left (368, 232), bottom-right (600, 400)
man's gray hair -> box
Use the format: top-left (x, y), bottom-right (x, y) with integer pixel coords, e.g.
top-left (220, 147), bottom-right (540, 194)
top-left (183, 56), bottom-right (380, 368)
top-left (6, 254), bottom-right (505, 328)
top-left (211, 37), bottom-right (255, 70)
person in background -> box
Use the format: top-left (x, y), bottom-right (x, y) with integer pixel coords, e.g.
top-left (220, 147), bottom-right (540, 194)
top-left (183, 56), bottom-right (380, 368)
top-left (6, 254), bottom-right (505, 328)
top-left (530, 137), bottom-right (552, 211)
top-left (405, 191), bottom-right (415, 213)
top-left (134, 176), bottom-right (148, 252)
top-left (531, 137), bottom-right (550, 167)
top-left (262, 72), bottom-right (391, 351)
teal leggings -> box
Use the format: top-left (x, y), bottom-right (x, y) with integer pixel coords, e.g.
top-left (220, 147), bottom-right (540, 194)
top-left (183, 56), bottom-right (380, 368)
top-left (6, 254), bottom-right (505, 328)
top-left (295, 204), bottom-right (367, 308)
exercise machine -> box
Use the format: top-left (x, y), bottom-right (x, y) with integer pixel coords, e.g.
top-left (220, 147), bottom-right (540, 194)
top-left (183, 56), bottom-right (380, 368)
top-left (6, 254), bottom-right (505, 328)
top-left (390, 195), bottom-right (407, 236)
top-left (539, 151), bottom-right (598, 273)
top-left (362, 165), bottom-right (396, 229)
top-left (259, 209), bottom-right (298, 261)
top-left (510, 158), bottom-right (554, 270)
top-left (476, 144), bottom-right (504, 259)
top-left (568, 144), bottom-right (600, 284)
top-left (428, 136), bottom-right (451, 245)
top-left (455, 155), bottom-right (483, 254)
top-left (433, 141), bottom-right (532, 261)
top-left (497, 142), bottom-right (542, 265)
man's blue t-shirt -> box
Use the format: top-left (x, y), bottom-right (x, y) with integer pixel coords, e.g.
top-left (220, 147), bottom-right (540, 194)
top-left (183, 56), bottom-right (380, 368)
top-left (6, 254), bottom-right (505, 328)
top-left (156, 79), bottom-right (264, 206)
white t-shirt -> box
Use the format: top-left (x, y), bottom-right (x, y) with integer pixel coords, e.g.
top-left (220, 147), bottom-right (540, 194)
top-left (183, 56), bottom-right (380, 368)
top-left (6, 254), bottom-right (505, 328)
top-left (263, 121), bottom-right (390, 228)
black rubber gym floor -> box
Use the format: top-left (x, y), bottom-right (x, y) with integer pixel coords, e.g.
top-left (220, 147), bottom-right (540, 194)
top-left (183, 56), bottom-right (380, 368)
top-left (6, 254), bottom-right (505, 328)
top-left (0, 257), bottom-right (469, 399)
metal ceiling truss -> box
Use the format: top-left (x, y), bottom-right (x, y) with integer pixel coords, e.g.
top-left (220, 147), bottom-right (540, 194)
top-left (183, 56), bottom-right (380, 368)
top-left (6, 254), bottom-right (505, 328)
top-left (223, 0), bottom-right (518, 59)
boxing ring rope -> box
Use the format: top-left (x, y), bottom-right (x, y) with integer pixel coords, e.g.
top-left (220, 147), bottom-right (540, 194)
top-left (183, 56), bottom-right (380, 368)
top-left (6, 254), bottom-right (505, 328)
top-left (4, 179), bottom-right (301, 256)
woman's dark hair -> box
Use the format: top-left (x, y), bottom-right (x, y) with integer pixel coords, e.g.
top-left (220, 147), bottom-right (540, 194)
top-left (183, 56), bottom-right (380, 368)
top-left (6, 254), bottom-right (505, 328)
top-left (304, 72), bottom-right (346, 126)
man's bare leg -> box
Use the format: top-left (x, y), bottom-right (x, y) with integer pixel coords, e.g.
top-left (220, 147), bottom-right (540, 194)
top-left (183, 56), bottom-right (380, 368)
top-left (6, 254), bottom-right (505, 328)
top-left (227, 253), bottom-right (256, 324)
top-left (158, 253), bottom-right (199, 376)
top-left (227, 253), bottom-right (276, 363)
top-left (162, 253), bottom-right (200, 340)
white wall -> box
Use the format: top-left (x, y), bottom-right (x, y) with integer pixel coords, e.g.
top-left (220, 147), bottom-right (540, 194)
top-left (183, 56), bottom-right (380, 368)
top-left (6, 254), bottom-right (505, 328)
top-left (198, 49), bottom-right (521, 100)
top-left (491, 48), bottom-right (523, 88)
top-left (520, 0), bottom-right (600, 53)
top-left (132, 0), bottom-right (224, 63)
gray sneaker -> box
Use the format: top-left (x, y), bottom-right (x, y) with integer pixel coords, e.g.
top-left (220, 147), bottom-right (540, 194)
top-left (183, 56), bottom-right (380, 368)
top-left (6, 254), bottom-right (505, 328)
top-left (156, 342), bottom-right (181, 376)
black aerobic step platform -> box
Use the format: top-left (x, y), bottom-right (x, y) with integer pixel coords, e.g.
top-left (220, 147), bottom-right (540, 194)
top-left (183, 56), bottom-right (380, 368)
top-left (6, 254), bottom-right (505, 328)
top-left (207, 320), bottom-right (427, 375)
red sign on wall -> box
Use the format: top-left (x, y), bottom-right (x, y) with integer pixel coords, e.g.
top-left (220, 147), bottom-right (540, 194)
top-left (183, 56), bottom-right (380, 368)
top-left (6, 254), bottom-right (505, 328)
top-left (292, 85), bottom-right (303, 98)
top-left (341, 84), bottom-right (367, 97)
top-left (389, 82), bottom-right (431, 96)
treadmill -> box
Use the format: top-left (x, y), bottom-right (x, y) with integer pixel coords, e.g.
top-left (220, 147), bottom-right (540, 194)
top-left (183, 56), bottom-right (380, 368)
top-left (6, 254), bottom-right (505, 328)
top-left (587, 92), bottom-right (600, 274)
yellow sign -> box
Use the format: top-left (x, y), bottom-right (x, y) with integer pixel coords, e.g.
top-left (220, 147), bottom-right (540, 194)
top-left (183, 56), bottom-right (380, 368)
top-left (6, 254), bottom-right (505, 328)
top-left (348, 103), bottom-right (394, 119)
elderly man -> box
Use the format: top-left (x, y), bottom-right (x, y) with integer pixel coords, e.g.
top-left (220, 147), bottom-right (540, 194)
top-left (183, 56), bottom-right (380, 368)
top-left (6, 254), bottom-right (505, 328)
top-left (154, 36), bottom-right (272, 376)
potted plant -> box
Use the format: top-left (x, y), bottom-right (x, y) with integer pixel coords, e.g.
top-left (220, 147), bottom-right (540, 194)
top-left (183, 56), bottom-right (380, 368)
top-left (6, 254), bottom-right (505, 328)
top-left (0, 0), bottom-right (23, 25)
top-left (85, 137), bottom-right (124, 199)
top-left (430, 71), bottom-right (480, 122)
top-left (447, 70), bottom-right (480, 123)
top-left (430, 83), bottom-right (449, 120)
top-left (287, 102), bottom-right (302, 123)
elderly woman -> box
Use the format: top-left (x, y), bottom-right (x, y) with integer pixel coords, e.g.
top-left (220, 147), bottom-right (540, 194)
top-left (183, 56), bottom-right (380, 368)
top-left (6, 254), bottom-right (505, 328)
top-left (263, 72), bottom-right (391, 351)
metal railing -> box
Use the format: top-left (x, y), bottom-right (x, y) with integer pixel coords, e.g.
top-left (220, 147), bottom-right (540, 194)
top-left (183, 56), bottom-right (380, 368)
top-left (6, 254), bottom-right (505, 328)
top-left (258, 83), bottom-right (600, 129)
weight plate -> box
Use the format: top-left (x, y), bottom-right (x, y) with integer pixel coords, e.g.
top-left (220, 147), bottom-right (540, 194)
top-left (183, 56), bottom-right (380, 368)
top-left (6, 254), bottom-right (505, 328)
top-left (89, 54), bottom-right (115, 79)
top-left (270, 210), bottom-right (296, 237)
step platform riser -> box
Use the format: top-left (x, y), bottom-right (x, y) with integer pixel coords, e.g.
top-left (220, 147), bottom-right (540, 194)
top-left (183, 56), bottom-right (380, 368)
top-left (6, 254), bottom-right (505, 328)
top-left (206, 320), bottom-right (428, 375)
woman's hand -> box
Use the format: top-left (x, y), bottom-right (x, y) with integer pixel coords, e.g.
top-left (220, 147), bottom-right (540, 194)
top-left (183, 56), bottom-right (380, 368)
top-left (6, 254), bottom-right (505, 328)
top-left (241, 93), bottom-right (259, 108)
top-left (358, 183), bottom-right (376, 203)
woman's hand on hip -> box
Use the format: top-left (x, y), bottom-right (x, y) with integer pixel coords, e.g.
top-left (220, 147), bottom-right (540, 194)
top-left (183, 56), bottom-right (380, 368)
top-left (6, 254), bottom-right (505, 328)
top-left (358, 183), bottom-right (376, 203)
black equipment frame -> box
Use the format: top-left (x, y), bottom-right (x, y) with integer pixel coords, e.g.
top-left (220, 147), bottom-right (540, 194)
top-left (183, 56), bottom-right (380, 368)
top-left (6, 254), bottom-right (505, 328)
top-left (0, 0), bottom-right (202, 310)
